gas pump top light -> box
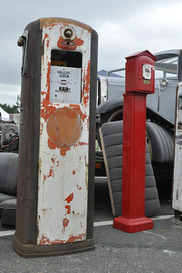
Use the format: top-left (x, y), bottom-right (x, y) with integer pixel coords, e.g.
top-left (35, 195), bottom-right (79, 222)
top-left (64, 29), bottom-right (72, 38)
top-left (61, 26), bottom-right (75, 40)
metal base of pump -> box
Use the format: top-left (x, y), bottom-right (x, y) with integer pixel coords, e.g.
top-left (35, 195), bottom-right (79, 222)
top-left (113, 216), bottom-right (153, 233)
top-left (12, 234), bottom-right (95, 258)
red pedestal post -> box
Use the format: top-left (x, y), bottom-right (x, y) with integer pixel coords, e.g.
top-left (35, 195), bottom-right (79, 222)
top-left (113, 50), bottom-right (157, 233)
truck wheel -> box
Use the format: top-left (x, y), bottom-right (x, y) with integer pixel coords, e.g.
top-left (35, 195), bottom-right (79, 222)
top-left (96, 108), bottom-right (123, 148)
top-left (146, 122), bottom-right (174, 162)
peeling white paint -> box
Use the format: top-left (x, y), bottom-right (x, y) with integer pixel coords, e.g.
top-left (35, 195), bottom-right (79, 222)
top-left (37, 22), bottom-right (91, 245)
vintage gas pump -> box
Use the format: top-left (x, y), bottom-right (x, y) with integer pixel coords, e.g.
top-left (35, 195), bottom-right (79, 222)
top-left (172, 83), bottom-right (182, 219)
top-left (13, 18), bottom-right (98, 257)
top-left (113, 50), bottom-right (157, 233)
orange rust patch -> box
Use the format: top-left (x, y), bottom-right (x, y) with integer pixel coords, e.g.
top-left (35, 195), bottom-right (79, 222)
top-left (40, 18), bottom-right (92, 32)
top-left (39, 234), bottom-right (51, 245)
top-left (57, 33), bottom-right (84, 50)
top-left (47, 168), bottom-right (54, 178)
top-left (48, 138), bottom-right (57, 149)
top-left (41, 104), bottom-right (57, 122)
top-left (76, 184), bottom-right (82, 191)
top-left (43, 33), bottom-right (49, 40)
top-left (83, 61), bottom-right (90, 106)
top-left (65, 205), bottom-right (71, 214)
top-left (39, 232), bottom-right (85, 245)
top-left (69, 104), bottom-right (87, 122)
top-left (41, 61), bottom-right (58, 122)
top-left (46, 39), bottom-right (49, 48)
top-left (78, 141), bottom-right (87, 146)
top-left (43, 174), bottom-right (46, 183)
top-left (47, 132), bottom-right (71, 155)
top-left (66, 233), bottom-right (86, 243)
top-left (51, 158), bottom-right (56, 164)
top-left (41, 91), bottom-right (46, 96)
top-left (65, 193), bottom-right (74, 203)
top-left (60, 146), bottom-right (71, 156)
top-left (46, 108), bottom-right (82, 147)
top-left (63, 218), bottom-right (69, 232)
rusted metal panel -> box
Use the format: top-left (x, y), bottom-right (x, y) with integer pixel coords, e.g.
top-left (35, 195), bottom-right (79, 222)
top-left (173, 83), bottom-right (182, 212)
top-left (37, 22), bottom-right (92, 245)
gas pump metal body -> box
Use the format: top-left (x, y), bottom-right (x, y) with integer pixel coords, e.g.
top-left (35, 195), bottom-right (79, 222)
top-left (13, 18), bottom-right (98, 257)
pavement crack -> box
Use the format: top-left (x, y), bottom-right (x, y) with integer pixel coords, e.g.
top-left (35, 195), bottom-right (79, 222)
top-left (143, 230), bottom-right (167, 240)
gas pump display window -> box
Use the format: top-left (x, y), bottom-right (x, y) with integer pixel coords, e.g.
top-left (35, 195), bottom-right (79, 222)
top-left (50, 50), bottom-right (82, 104)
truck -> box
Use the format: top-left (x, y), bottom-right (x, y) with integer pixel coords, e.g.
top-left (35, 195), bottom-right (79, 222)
top-left (95, 49), bottom-right (180, 179)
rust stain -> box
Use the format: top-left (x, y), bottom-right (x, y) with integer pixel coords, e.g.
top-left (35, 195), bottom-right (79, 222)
top-left (57, 30), bottom-right (84, 50)
top-left (47, 167), bottom-right (54, 178)
top-left (47, 138), bottom-right (71, 155)
top-left (41, 61), bottom-right (57, 122)
top-left (83, 61), bottom-right (90, 106)
top-left (40, 18), bottom-right (92, 32)
top-left (43, 174), bottom-right (46, 183)
top-left (39, 234), bottom-right (51, 245)
top-left (44, 23), bottom-right (59, 30)
top-left (41, 103), bottom-right (57, 122)
top-left (69, 104), bottom-right (87, 122)
top-left (65, 205), bottom-right (71, 214)
top-left (63, 218), bottom-right (69, 232)
top-left (51, 158), bottom-right (56, 164)
top-left (60, 146), bottom-right (71, 156)
top-left (48, 138), bottom-right (57, 149)
top-left (78, 141), bottom-right (87, 146)
top-left (43, 33), bottom-right (49, 40)
top-left (39, 232), bottom-right (85, 245)
top-left (66, 233), bottom-right (86, 243)
top-left (76, 184), bottom-right (82, 191)
top-left (46, 39), bottom-right (49, 48)
top-left (41, 91), bottom-right (46, 96)
top-left (65, 193), bottom-right (74, 203)
top-left (72, 170), bottom-right (76, 175)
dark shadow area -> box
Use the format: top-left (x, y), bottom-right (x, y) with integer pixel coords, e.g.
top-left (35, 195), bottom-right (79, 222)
top-left (152, 162), bottom-right (174, 215)
top-left (94, 177), bottom-right (113, 222)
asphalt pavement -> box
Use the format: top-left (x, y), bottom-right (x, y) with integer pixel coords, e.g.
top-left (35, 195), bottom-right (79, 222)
top-left (0, 176), bottom-right (182, 273)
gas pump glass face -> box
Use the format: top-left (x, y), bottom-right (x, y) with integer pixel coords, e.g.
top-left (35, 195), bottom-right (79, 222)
top-left (50, 50), bottom-right (82, 104)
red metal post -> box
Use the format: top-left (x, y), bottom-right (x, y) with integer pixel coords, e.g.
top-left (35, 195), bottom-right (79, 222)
top-left (113, 50), bottom-right (156, 233)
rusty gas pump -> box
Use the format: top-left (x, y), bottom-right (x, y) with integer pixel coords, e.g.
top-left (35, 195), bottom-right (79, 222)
top-left (13, 17), bottom-right (98, 257)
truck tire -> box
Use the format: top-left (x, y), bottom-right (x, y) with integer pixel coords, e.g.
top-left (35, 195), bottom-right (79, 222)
top-left (96, 108), bottom-right (123, 148)
top-left (146, 122), bottom-right (174, 162)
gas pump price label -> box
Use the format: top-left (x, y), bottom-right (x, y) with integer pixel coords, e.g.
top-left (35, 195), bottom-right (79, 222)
top-left (50, 66), bottom-right (81, 104)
